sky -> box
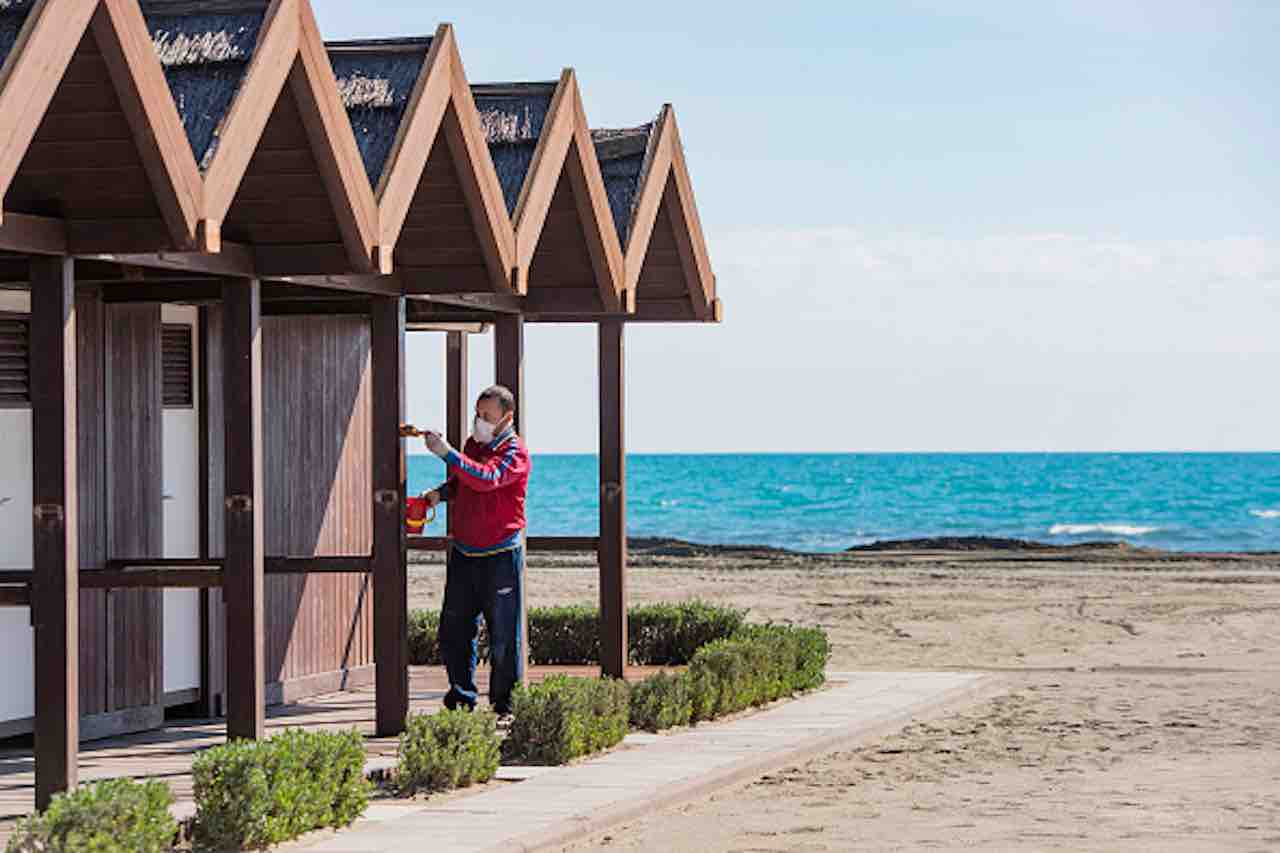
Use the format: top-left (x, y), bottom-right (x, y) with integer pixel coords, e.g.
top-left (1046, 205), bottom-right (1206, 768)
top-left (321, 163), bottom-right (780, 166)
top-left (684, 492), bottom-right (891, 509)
top-left (314, 0), bottom-right (1280, 453)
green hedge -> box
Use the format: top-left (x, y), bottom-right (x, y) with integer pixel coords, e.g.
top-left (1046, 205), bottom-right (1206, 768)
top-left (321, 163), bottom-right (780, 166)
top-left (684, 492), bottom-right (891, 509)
top-left (690, 624), bottom-right (831, 720)
top-left (397, 709), bottom-right (501, 795)
top-left (5, 778), bottom-right (177, 853)
top-left (504, 676), bottom-right (631, 765)
top-left (629, 601), bottom-right (747, 665)
top-left (191, 728), bottom-right (370, 851)
top-left (628, 670), bottom-right (692, 732)
top-left (408, 601), bottom-right (746, 667)
top-left (630, 624), bottom-right (831, 732)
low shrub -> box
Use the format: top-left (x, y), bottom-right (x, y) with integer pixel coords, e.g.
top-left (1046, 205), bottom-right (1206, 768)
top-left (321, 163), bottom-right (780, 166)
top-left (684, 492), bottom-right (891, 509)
top-left (629, 601), bottom-right (747, 665)
top-left (628, 670), bottom-right (692, 732)
top-left (505, 676), bottom-right (631, 765)
top-left (687, 624), bottom-right (832, 720)
top-left (5, 778), bottom-right (177, 853)
top-left (191, 728), bottom-right (370, 851)
top-left (397, 709), bottom-right (501, 795)
top-left (407, 600), bottom-right (745, 667)
top-left (527, 605), bottom-right (599, 665)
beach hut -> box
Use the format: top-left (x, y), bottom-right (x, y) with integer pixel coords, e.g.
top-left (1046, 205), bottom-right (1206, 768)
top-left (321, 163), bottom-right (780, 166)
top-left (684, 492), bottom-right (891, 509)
top-left (0, 0), bottom-right (720, 810)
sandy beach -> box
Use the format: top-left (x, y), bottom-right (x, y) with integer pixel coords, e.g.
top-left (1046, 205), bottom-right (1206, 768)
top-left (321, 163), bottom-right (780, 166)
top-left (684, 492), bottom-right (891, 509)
top-left (409, 542), bottom-right (1280, 852)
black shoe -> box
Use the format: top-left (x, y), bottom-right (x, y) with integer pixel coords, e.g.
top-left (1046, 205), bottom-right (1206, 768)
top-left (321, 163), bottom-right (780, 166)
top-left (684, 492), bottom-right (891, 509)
top-left (443, 692), bottom-right (475, 712)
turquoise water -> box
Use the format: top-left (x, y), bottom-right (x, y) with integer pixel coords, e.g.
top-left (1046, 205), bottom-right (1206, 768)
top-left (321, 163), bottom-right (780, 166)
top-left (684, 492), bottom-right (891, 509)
top-left (407, 453), bottom-right (1280, 553)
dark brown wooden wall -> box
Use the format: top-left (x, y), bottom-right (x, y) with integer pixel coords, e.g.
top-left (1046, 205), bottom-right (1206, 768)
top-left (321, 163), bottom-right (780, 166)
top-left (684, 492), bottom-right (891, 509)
top-left (76, 289), bottom-right (108, 717)
top-left (104, 304), bottom-right (164, 712)
top-left (204, 312), bottom-right (374, 707)
top-left (72, 291), bottom-right (164, 719)
top-left (261, 316), bottom-right (373, 686)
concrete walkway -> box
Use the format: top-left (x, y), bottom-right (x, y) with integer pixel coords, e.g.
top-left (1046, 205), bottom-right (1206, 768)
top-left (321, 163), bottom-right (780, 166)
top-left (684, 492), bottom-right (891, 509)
top-left (292, 671), bottom-right (993, 853)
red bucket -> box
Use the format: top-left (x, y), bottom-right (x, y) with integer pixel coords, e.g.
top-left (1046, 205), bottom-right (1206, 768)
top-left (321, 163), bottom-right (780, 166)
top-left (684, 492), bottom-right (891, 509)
top-left (405, 496), bottom-right (435, 535)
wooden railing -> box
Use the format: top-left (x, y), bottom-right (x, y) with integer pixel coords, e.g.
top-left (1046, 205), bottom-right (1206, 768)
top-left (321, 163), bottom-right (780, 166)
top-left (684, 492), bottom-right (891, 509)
top-left (0, 538), bottom-right (602, 602)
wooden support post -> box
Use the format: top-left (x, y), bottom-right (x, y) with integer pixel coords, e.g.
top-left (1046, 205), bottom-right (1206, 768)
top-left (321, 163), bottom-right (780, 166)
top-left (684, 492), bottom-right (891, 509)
top-left (371, 297), bottom-right (408, 736)
top-left (598, 320), bottom-right (628, 679)
top-left (494, 315), bottom-right (525, 438)
top-left (445, 331), bottom-right (468, 537)
top-left (30, 257), bottom-right (79, 810)
top-left (493, 315), bottom-right (527, 682)
top-left (222, 279), bottom-right (264, 740)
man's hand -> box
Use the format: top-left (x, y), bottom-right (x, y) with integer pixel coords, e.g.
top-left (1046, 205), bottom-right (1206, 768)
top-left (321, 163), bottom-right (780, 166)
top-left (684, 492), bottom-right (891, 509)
top-left (423, 490), bottom-right (442, 509)
top-left (423, 430), bottom-right (449, 458)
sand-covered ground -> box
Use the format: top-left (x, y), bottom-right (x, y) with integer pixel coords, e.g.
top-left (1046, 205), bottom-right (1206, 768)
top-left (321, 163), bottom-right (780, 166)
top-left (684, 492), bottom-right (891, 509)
top-left (410, 544), bottom-right (1280, 852)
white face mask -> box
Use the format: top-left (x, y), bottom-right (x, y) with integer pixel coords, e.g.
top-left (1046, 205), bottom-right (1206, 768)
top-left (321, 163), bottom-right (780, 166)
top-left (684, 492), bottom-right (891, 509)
top-left (472, 416), bottom-right (500, 444)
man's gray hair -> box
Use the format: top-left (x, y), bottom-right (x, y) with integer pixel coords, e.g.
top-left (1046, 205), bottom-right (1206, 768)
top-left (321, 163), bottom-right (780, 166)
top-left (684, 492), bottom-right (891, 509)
top-left (478, 385), bottom-right (516, 414)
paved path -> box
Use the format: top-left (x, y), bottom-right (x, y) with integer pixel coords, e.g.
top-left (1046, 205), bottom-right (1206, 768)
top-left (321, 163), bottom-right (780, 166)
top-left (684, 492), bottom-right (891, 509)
top-left (292, 672), bottom-right (993, 853)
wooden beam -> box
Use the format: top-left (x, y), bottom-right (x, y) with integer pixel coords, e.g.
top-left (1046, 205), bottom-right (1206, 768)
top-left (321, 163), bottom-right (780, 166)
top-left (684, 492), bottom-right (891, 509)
top-left (0, 585), bottom-right (30, 607)
top-left (622, 106), bottom-right (676, 295)
top-left (408, 321), bottom-right (487, 334)
top-left (493, 313), bottom-right (527, 684)
top-left (424, 291), bottom-right (523, 314)
top-left (100, 281), bottom-right (224, 304)
top-left (222, 278), bottom-right (265, 740)
top-left (370, 296), bottom-right (408, 735)
top-left (374, 24), bottom-right (453, 251)
top-left (265, 556), bottom-right (372, 574)
top-left (598, 319), bottom-right (627, 679)
top-left (444, 51), bottom-right (517, 294)
top-left (293, 4), bottom-right (384, 274)
top-left (0, 213), bottom-right (68, 255)
top-left (83, 570), bottom-right (222, 589)
top-left (90, 242), bottom-right (257, 278)
top-left (261, 299), bottom-right (372, 317)
top-left (494, 314), bottom-right (525, 437)
top-left (93, 0), bottom-right (208, 251)
top-left (407, 536), bottom-right (599, 553)
top-left (29, 255), bottom-right (79, 810)
top-left (197, 305), bottom-right (216, 717)
top-left (566, 83), bottom-right (626, 312)
top-left (512, 70), bottom-right (576, 272)
top-left (203, 0), bottom-right (300, 223)
top-left (268, 269), bottom-right (400, 295)
top-left (445, 330), bottom-right (467, 538)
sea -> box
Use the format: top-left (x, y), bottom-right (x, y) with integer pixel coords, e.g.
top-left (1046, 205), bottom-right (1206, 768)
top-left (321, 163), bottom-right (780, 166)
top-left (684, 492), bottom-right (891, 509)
top-left (407, 453), bottom-right (1280, 554)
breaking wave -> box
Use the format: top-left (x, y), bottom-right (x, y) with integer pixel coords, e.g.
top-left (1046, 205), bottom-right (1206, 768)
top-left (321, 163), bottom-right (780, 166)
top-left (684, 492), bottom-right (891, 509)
top-left (1251, 509), bottom-right (1280, 520)
top-left (1049, 523), bottom-right (1159, 537)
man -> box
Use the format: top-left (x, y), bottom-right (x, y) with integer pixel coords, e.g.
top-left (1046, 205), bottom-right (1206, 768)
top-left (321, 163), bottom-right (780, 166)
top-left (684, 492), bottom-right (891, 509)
top-left (420, 385), bottom-right (531, 715)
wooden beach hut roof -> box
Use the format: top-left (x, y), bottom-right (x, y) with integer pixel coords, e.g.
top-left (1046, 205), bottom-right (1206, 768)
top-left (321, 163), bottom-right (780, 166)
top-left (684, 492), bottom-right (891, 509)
top-left (591, 106), bottom-right (719, 323)
top-left (326, 29), bottom-right (516, 300)
top-left (0, 0), bottom-right (206, 254)
top-left (472, 72), bottom-right (625, 313)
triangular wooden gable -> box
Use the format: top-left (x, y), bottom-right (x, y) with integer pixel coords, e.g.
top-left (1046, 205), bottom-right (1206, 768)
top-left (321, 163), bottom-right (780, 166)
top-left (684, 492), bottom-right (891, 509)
top-left (0, 0), bottom-right (206, 251)
top-left (145, 0), bottom-right (382, 274)
top-left (596, 105), bottom-right (718, 322)
top-left (329, 24), bottom-right (515, 296)
top-left (474, 71), bottom-right (625, 312)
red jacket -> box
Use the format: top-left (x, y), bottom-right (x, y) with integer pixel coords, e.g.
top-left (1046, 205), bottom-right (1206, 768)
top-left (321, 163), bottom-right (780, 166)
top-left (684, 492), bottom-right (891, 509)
top-left (439, 428), bottom-right (531, 554)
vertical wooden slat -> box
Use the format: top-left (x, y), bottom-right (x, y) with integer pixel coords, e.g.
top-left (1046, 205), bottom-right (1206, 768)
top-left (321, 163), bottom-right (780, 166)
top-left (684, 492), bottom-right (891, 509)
top-left (196, 306), bottom-right (215, 717)
top-left (494, 315), bottom-right (528, 683)
top-left (222, 279), bottom-right (264, 740)
top-left (75, 288), bottom-right (108, 717)
top-left (371, 297), bottom-right (407, 736)
top-left (203, 307), bottom-right (226, 716)
top-left (598, 320), bottom-right (628, 679)
top-left (30, 256), bottom-right (79, 810)
top-left (445, 331), bottom-right (468, 537)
